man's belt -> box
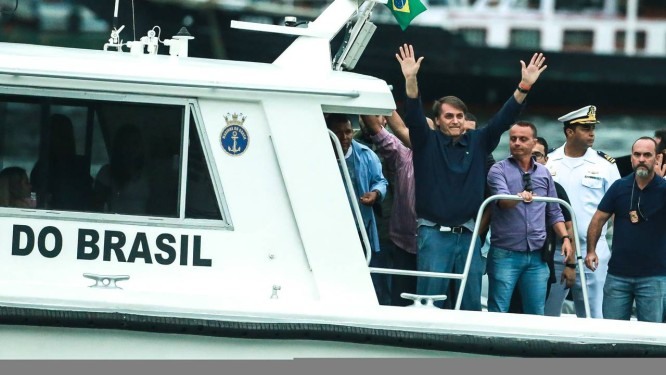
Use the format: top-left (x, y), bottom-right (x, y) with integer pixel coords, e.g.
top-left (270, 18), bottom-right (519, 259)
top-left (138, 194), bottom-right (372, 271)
top-left (434, 225), bottom-right (467, 234)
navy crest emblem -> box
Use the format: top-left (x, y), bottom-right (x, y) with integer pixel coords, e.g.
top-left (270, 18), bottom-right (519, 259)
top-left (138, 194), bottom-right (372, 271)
top-left (221, 112), bottom-right (249, 156)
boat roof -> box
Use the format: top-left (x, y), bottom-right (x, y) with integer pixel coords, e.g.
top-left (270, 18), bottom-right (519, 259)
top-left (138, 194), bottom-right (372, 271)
top-left (0, 42), bottom-right (394, 114)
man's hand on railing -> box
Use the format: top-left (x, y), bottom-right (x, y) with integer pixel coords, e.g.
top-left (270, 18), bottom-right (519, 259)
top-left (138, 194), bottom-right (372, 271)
top-left (516, 190), bottom-right (534, 203)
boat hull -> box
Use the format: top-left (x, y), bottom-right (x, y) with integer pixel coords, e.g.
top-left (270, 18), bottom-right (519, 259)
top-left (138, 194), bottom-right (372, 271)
top-left (2, 304), bottom-right (666, 358)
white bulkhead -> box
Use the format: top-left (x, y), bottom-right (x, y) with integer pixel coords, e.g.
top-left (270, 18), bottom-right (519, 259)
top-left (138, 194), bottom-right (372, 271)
top-left (0, 0), bottom-right (395, 311)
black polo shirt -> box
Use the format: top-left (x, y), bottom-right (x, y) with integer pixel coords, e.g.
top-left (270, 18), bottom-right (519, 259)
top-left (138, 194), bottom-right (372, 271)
top-left (599, 173), bottom-right (666, 277)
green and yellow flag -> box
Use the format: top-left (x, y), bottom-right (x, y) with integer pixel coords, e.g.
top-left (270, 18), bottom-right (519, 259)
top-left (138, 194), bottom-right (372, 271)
top-left (386, 0), bottom-right (427, 31)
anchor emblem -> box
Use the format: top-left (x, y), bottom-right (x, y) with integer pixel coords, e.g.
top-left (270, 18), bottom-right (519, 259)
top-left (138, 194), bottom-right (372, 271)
top-left (228, 131), bottom-right (241, 153)
top-left (221, 112), bottom-right (249, 156)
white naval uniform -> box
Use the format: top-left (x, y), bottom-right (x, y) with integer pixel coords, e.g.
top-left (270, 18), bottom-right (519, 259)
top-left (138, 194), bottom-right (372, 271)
top-left (545, 145), bottom-right (621, 318)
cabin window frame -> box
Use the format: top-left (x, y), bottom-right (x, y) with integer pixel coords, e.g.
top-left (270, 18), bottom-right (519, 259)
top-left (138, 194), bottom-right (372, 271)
top-left (0, 87), bottom-right (231, 230)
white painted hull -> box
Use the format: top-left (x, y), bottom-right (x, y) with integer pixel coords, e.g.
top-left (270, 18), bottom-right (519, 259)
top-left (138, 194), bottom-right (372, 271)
top-left (2, 297), bottom-right (666, 357)
top-left (0, 325), bottom-right (466, 359)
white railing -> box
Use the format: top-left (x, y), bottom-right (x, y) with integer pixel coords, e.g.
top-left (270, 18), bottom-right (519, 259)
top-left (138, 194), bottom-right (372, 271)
top-left (370, 194), bottom-right (591, 317)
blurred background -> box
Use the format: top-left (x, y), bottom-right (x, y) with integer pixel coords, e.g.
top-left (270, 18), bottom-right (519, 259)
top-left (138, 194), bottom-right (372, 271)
top-left (3, 0), bottom-right (666, 160)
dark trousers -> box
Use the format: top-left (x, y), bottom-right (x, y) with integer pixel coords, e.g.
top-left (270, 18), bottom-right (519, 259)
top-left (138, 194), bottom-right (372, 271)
top-left (370, 246), bottom-right (392, 306)
top-left (389, 243), bottom-right (417, 306)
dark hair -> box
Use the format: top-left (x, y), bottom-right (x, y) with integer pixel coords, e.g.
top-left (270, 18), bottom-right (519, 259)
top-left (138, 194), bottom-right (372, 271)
top-left (654, 129), bottom-right (666, 140)
top-left (325, 113), bottom-right (351, 130)
top-left (464, 112), bottom-right (477, 122)
top-left (49, 114), bottom-right (76, 158)
top-left (513, 120), bottom-right (537, 138)
top-left (535, 136), bottom-right (549, 156)
top-left (659, 140), bottom-right (666, 155)
top-left (562, 122), bottom-right (594, 138)
top-left (432, 96), bottom-right (468, 119)
top-left (0, 166), bottom-right (29, 206)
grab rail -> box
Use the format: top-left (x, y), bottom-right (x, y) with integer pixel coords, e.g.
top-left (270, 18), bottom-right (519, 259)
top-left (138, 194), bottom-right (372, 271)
top-left (370, 194), bottom-right (591, 317)
top-left (328, 130), bottom-right (373, 265)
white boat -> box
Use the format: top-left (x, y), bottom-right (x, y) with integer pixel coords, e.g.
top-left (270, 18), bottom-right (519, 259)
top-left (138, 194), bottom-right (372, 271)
top-left (1, 0), bottom-right (665, 358)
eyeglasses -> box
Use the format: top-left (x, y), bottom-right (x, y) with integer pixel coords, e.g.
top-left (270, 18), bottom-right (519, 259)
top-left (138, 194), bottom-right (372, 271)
top-left (522, 173), bottom-right (533, 192)
top-left (531, 151), bottom-right (545, 160)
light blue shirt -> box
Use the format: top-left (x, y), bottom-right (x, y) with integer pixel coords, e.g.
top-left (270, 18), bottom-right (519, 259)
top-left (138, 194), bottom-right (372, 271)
top-left (343, 140), bottom-right (388, 253)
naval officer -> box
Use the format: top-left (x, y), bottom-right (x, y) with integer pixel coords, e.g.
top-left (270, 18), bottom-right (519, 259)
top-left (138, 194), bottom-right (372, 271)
top-left (545, 105), bottom-right (621, 318)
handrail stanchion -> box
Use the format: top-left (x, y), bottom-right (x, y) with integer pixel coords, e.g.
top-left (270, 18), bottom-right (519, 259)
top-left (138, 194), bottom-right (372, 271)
top-left (370, 194), bottom-right (591, 317)
top-left (454, 194), bottom-right (590, 317)
top-left (328, 130), bottom-right (373, 266)
top-left (558, 198), bottom-right (591, 318)
top-left (453, 196), bottom-right (488, 310)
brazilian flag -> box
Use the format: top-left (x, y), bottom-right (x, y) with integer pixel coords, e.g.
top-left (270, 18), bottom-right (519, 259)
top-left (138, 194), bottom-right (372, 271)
top-left (386, 0), bottom-right (427, 31)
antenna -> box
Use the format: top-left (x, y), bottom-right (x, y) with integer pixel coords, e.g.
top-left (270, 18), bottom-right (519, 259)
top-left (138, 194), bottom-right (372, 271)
top-left (113, 0), bottom-right (120, 29)
top-left (104, 0), bottom-right (126, 51)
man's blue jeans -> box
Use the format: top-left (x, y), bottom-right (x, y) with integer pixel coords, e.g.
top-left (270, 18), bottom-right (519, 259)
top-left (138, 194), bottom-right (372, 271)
top-left (602, 273), bottom-right (666, 323)
top-left (487, 246), bottom-right (549, 315)
top-left (416, 226), bottom-right (483, 311)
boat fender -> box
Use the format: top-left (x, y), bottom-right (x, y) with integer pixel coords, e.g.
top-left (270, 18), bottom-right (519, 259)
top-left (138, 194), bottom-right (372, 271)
top-left (3, 307), bottom-right (666, 357)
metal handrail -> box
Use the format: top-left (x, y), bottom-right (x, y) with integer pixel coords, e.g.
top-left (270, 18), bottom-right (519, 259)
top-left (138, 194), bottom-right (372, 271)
top-left (328, 130), bottom-right (373, 265)
top-left (370, 194), bottom-right (591, 317)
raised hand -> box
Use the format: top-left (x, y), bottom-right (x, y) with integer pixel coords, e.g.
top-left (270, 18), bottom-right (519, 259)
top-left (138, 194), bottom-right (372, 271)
top-left (396, 44), bottom-right (424, 99)
top-left (520, 52), bottom-right (547, 87)
top-left (395, 44), bottom-right (424, 80)
top-left (656, 152), bottom-right (666, 178)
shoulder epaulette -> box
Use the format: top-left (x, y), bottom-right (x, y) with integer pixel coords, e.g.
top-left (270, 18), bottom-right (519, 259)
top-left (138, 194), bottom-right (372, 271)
top-left (597, 150), bottom-right (616, 164)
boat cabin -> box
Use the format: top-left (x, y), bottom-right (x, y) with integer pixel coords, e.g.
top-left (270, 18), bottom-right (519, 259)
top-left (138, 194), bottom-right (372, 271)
top-left (0, 0), bottom-right (393, 310)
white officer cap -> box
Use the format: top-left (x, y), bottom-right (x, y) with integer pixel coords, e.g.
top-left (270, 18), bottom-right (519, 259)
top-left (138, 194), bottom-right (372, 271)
top-left (557, 105), bottom-right (600, 127)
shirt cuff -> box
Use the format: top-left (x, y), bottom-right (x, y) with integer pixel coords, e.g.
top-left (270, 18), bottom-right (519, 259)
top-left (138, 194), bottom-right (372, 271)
top-left (369, 127), bottom-right (389, 143)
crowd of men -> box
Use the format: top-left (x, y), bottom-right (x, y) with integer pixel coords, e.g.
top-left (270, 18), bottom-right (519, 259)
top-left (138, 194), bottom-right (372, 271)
top-left (326, 44), bottom-right (666, 323)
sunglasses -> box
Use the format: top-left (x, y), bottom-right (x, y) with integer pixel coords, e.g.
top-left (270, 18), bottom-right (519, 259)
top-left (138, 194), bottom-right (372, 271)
top-left (522, 173), bottom-right (533, 192)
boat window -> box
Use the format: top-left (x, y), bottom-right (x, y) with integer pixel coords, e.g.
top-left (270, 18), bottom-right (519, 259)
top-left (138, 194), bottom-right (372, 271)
top-left (91, 100), bottom-right (183, 217)
top-left (562, 30), bottom-right (594, 52)
top-left (458, 28), bottom-right (487, 47)
top-left (615, 30), bottom-right (647, 53)
top-left (0, 93), bottom-right (224, 223)
top-left (554, 1), bottom-right (602, 11)
top-left (185, 112), bottom-right (222, 220)
top-left (509, 29), bottom-right (540, 50)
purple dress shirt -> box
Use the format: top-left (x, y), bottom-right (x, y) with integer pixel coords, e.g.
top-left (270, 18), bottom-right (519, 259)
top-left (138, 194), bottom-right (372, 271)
top-left (488, 156), bottom-right (564, 252)
top-left (369, 128), bottom-right (417, 254)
